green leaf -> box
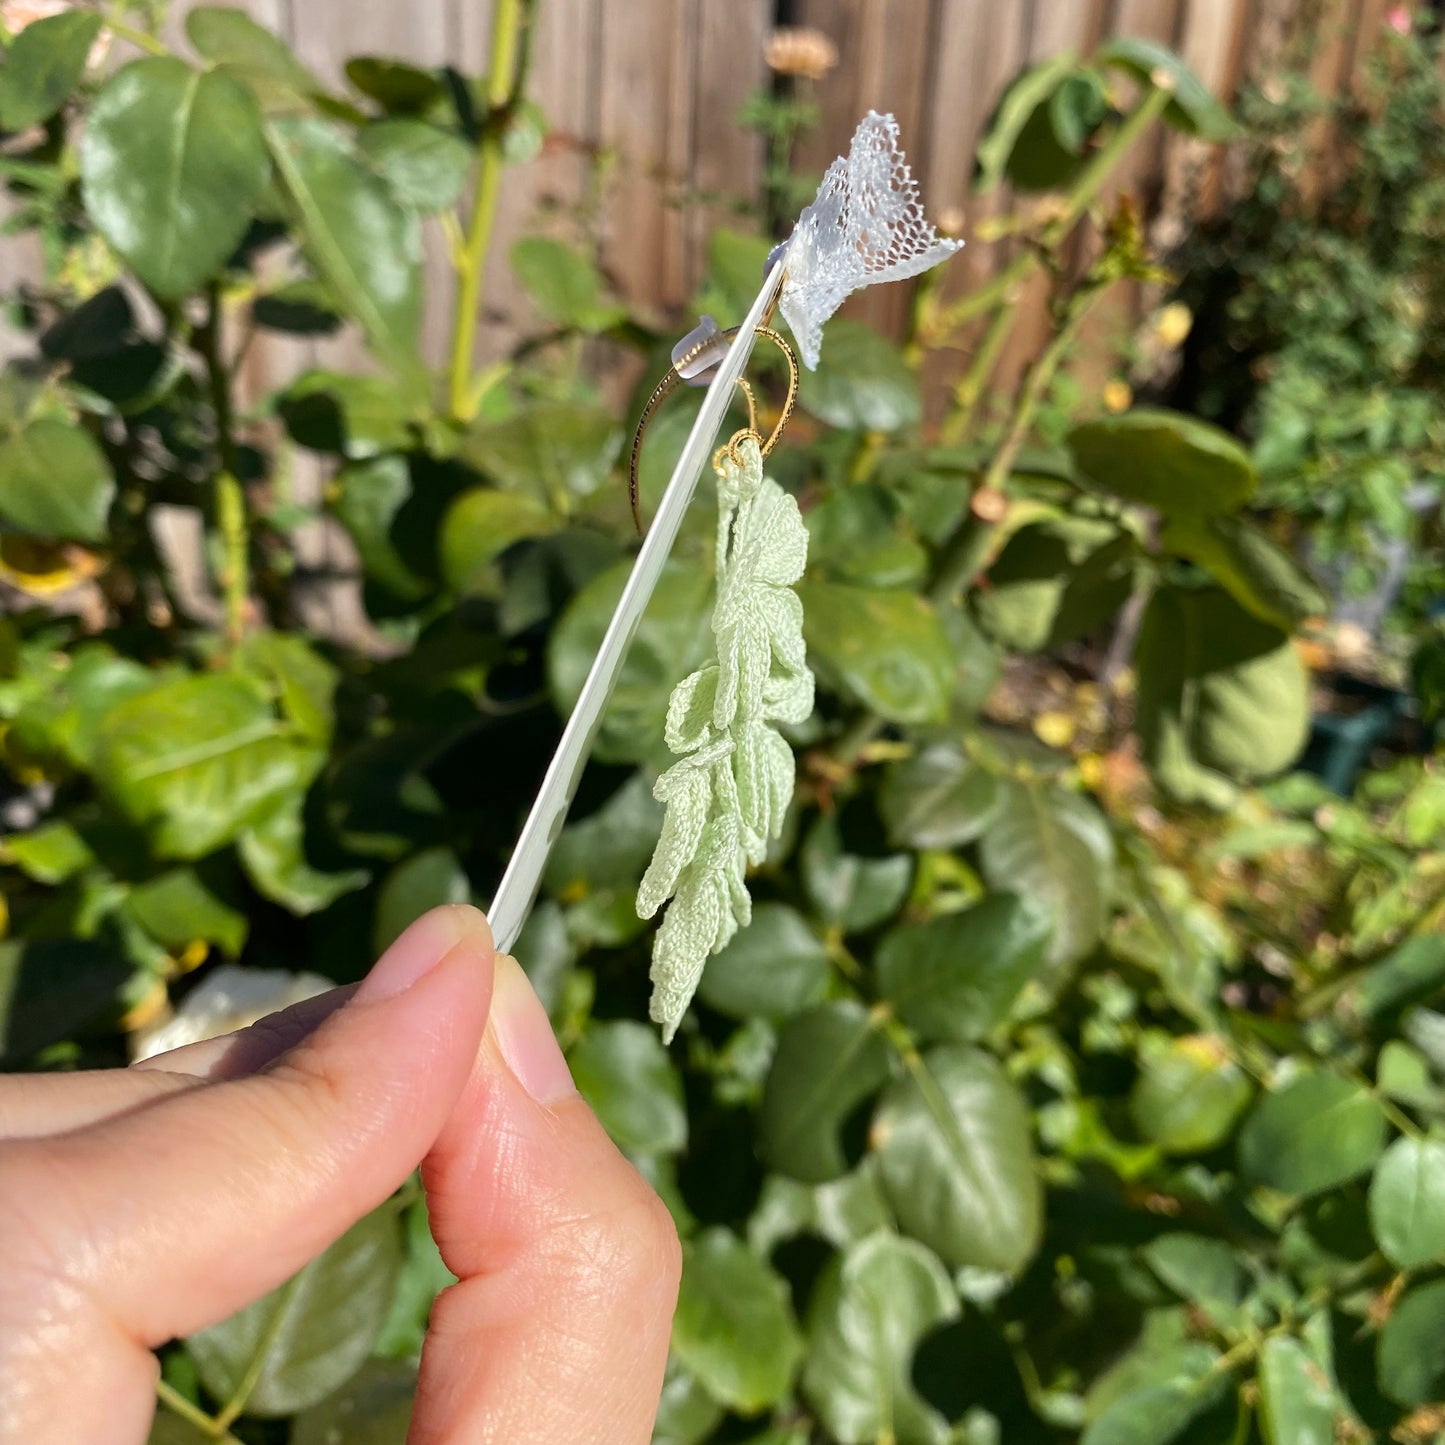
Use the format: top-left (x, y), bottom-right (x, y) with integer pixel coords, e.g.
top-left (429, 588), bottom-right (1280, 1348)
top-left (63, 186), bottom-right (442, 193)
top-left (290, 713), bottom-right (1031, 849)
top-left (1141, 1234), bottom-right (1245, 1328)
top-left (188, 1205), bottom-right (403, 1416)
top-left (1257, 1335), bottom-right (1341, 1445)
top-left (0, 418), bottom-right (113, 541)
top-left (549, 558), bottom-right (713, 765)
top-left (238, 792), bottom-right (369, 915)
top-left (372, 1197), bottom-right (455, 1361)
top-left (0, 936), bottom-right (131, 1063)
top-left (801, 1233), bottom-right (960, 1445)
top-left (800, 810), bottom-right (912, 934)
top-left (0, 10), bottom-right (101, 130)
top-left (805, 483), bottom-right (928, 589)
top-left (697, 227), bottom-right (776, 319)
top-left (358, 118), bottom-right (471, 213)
top-left (466, 402), bottom-right (622, 502)
top-left (876, 894), bottom-right (1051, 1044)
top-left (1377, 1278), bottom-right (1445, 1406)
top-left (510, 237), bottom-right (626, 333)
top-left (124, 866), bottom-right (248, 956)
top-left (8, 643), bottom-right (153, 770)
top-left (1068, 409), bottom-right (1256, 519)
top-left (800, 321), bottom-right (921, 432)
top-left (1368, 1137), bottom-right (1445, 1271)
top-left (1348, 934), bottom-right (1445, 1022)
top-left (1135, 586), bottom-right (1310, 807)
top-left (697, 902), bottom-right (830, 1022)
top-left (2, 819), bottom-right (95, 884)
top-left (873, 1045), bottom-right (1043, 1273)
top-left (1160, 515), bottom-right (1326, 631)
top-left (1129, 1034), bottom-right (1253, 1155)
top-left (265, 116), bottom-right (422, 369)
top-left (330, 455), bottom-right (428, 601)
top-left (234, 630), bottom-right (337, 745)
top-left (973, 52), bottom-right (1080, 193)
top-left (570, 1019), bottom-right (687, 1155)
top-left (92, 672), bottom-right (322, 860)
top-left (879, 738), bottom-right (1002, 851)
top-left (800, 581), bottom-right (952, 725)
top-left (1080, 1373), bottom-right (1234, 1445)
top-left (760, 1002), bottom-right (892, 1184)
top-left (185, 6), bottom-right (318, 109)
top-left (290, 1360), bottom-right (416, 1445)
top-left (672, 1229), bottom-right (803, 1413)
top-left (80, 58), bottom-right (270, 299)
top-left (278, 369), bottom-right (418, 458)
top-left (1097, 36), bottom-right (1238, 141)
top-left (978, 778), bottom-right (1115, 987)
top-left (438, 487), bottom-right (557, 596)
top-left (652, 1359), bottom-right (726, 1445)
top-left (344, 56), bottom-right (443, 115)
top-left (373, 846), bottom-right (470, 953)
top-left (1237, 1070), bottom-right (1387, 1197)
top-left (973, 520), bottom-right (1136, 653)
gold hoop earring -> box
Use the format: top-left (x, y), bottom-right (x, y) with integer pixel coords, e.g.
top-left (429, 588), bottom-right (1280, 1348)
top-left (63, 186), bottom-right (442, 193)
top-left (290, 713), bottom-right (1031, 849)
top-left (628, 324), bottom-right (799, 536)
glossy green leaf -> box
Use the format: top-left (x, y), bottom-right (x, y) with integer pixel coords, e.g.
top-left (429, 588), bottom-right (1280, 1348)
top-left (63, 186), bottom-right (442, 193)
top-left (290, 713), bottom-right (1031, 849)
top-left (978, 778), bottom-right (1114, 986)
top-left (1098, 36), bottom-right (1238, 141)
top-left (439, 487), bottom-right (557, 595)
top-left (234, 630), bottom-right (337, 745)
top-left (1257, 1335), bottom-right (1340, 1445)
top-left (330, 455), bottom-right (429, 601)
top-left (290, 1360), bottom-right (416, 1445)
top-left (266, 116), bottom-right (422, 368)
top-left (879, 738), bottom-right (1001, 851)
top-left (760, 1002), bottom-right (892, 1183)
top-left (805, 483), bottom-right (928, 589)
top-left (1368, 1137), bottom-right (1445, 1271)
top-left (748, 1162), bottom-right (894, 1257)
top-left (800, 811), bottom-right (912, 934)
top-left (1238, 1070), bottom-right (1387, 1197)
top-left (345, 56), bottom-right (443, 114)
top-left (800, 1233), bottom-right (960, 1445)
top-left (549, 558), bottom-right (713, 765)
top-left (570, 1019), bottom-right (687, 1155)
top-left (801, 321), bottom-right (921, 432)
top-left (876, 894), bottom-right (1051, 1044)
top-left (1350, 934), bottom-right (1445, 1022)
top-left (973, 51), bottom-right (1080, 193)
top-left (0, 418), bottom-right (113, 541)
top-left (652, 1359), bottom-right (726, 1445)
top-left (373, 846), bottom-right (470, 953)
top-left (1, 819), bottom-right (94, 885)
top-left (800, 580), bottom-right (952, 725)
top-left (1160, 514), bottom-right (1326, 631)
top-left (125, 866), bottom-right (248, 956)
top-left (188, 1205), bottom-right (402, 1416)
top-left (1080, 1372), bottom-right (1234, 1445)
top-left (511, 237), bottom-right (626, 332)
top-left (92, 673), bottom-right (322, 860)
top-left (697, 903), bottom-right (831, 1022)
top-left (279, 369), bottom-right (418, 458)
top-left (1377, 1277), bottom-right (1445, 1406)
top-left (466, 402), bottom-right (622, 503)
top-left (973, 520), bottom-right (1135, 653)
top-left (185, 6), bottom-right (318, 109)
top-left (8, 644), bottom-right (154, 770)
top-left (238, 793), bottom-right (369, 916)
top-left (672, 1229), bottom-right (803, 1413)
top-left (1135, 586), bottom-right (1310, 807)
top-left (1141, 1234), bottom-right (1245, 1328)
top-left (1069, 409), bottom-right (1256, 519)
top-left (358, 118), bottom-right (471, 212)
top-left (80, 58), bottom-right (270, 298)
top-left (1130, 1034), bottom-right (1253, 1154)
top-left (0, 10), bottom-right (101, 130)
top-left (874, 1045), bottom-right (1042, 1273)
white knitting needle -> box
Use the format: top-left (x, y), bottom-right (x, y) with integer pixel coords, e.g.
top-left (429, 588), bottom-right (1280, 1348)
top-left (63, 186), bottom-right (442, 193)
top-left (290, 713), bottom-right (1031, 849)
top-left (487, 258), bottom-right (787, 954)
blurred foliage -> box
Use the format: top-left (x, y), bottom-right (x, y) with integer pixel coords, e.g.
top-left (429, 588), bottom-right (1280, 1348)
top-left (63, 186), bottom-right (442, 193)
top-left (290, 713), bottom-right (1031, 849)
top-left (0, 5), bottom-right (1442, 1445)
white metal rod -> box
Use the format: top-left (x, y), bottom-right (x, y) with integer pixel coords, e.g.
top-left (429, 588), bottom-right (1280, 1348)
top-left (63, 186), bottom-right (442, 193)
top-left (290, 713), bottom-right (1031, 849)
top-left (487, 260), bottom-right (786, 953)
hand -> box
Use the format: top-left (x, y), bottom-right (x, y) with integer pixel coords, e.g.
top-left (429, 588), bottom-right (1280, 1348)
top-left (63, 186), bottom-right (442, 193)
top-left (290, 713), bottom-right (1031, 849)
top-left (0, 906), bottom-right (680, 1444)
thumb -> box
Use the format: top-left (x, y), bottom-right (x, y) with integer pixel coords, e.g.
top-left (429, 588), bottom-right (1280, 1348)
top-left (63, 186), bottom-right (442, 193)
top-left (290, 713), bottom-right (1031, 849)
top-left (12, 905), bottom-right (494, 1349)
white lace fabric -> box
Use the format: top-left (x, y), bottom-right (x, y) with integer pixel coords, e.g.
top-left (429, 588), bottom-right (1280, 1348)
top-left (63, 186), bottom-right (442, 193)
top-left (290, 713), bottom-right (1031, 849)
top-left (778, 110), bottom-right (962, 369)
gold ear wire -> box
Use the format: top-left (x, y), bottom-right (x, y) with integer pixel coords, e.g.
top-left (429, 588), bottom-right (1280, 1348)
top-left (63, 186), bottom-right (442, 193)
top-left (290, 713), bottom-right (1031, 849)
top-left (629, 324), bottom-right (800, 536)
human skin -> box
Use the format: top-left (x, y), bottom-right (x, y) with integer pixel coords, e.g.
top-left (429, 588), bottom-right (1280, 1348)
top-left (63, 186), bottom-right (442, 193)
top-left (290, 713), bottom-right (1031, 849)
top-left (0, 905), bottom-right (681, 1444)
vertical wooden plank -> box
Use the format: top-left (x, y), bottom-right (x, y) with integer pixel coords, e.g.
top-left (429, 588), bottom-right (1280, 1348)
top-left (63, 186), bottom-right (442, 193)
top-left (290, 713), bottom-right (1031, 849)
top-left (690, 0), bottom-right (771, 292)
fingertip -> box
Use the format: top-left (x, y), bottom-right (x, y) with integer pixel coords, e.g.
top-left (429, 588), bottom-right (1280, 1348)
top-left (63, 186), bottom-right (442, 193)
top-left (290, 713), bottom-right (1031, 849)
top-left (357, 904), bottom-right (494, 1004)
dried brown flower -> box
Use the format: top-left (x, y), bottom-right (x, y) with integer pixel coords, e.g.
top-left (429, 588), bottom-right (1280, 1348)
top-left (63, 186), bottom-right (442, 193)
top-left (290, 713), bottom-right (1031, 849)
top-left (764, 27), bottom-right (839, 82)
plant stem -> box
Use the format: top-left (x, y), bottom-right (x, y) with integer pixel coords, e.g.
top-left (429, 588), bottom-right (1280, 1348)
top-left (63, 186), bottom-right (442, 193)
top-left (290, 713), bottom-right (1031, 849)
top-left (103, 14), bottom-right (169, 56)
top-left (201, 284), bottom-right (249, 644)
top-left (447, 0), bottom-right (527, 422)
top-left (938, 298), bottom-right (1016, 446)
top-left (154, 1380), bottom-right (243, 1443)
top-left (213, 1275), bottom-right (301, 1431)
